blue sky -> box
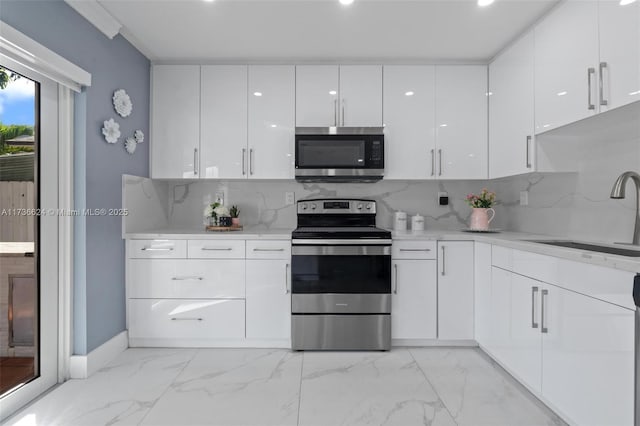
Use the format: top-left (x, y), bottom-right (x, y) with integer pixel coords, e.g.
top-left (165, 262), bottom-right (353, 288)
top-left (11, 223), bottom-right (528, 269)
top-left (0, 77), bottom-right (35, 125)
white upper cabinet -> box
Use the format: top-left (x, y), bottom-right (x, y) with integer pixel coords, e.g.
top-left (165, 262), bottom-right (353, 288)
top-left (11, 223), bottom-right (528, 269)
top-left (489, 31), bottom-right (535, 179)
top-left (339, 65), bottom-right (383, 127)
top-left (248, 66), bottom-right (295, 179)
top-left (151, 65), bottom-right (201, 179)
top-left (295, 65), bottom-right (340, 127)
top-left (435, 66), bottom-right (488, 179)
top-left (200, 66), bottom-right (248, 179)
top-left (598, 0), bottom-right (640, 111)
top-left (295, 65), bottom-right (382, 127)
top-left (383, 66), bottom-right (436, 179)
top-left (534, 1), bottom-right (599, 133)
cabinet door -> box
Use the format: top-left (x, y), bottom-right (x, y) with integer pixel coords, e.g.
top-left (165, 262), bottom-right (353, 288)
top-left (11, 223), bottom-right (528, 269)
top-left (383, 66), bottom-right (436, 179)
top-left (598, 0), bottom-right (640, 111)
top-left (200, 66), bottom-right (247, 179)
top-left (473, 243), bottom-right (492, 347)
top-left (246, 259), bottom-right (291, 340)
top-left (295, 65), bottom-right (339, 127)
top-left (534, 1), bottom-right (599, 133)
top-left (508, 274), bottom-right (542, 393)
top-left (541, 284), bottom-right (634, 426)
top-left (248, 66), bottom-right (295, 179)
top-left (489, 31), bottom-right (535, 178)
top-left (486, 266), bottom-right (512, 362)
top-left (339, 65), bottom-right (383, 127)
top-left (151, 65), bottom-right (200, 179)
top-left (391, 259), bottom-right (437, 339)
top-left (437, 241), bottom-right (474, 339)
top-left (435, 66), bottom-right (488, 179)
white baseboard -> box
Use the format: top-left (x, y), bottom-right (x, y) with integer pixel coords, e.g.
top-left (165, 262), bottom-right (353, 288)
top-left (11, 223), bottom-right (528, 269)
top-left (392, 339), bottom-right (478, 347)
top-left (69, 330), bottom-right (128, 379)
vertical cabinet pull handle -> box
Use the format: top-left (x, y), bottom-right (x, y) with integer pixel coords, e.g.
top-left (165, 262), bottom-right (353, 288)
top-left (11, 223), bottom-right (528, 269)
top-left (285, 263), bottom-right (290, 294)
top-left (441, 246), bottom-right (446, 276)
top-left (242, 148), bottom-right (246, 175)
top-left (430, 149), bottom-right (435, 177)
top-left (541, 289), bottom-right (549, 333)
top-left (193, 148), bottom-right (199, 176)
top-left (587, 67), bottom-right (596, 110)
top-left (341, 99), bottom-right (345, 126)
top-left (438, 149), bottom-right (443, 176)
top-left (249, 148), bottom-right (254, 175)
top-left (531, 286), bottom-right (539, 329)
top-left (599, 62), bottom-right (608, 106)
top-left (393, 264), bottom-right (398, 294)
top-left (526, 136), bottom-right (532, 169)
top-left (333, 99), bottom-right (338, 127)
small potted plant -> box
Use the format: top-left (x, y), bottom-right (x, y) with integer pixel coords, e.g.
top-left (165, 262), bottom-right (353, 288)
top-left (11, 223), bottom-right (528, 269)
top-left (204, 201), bottom-right (221, 227)
top-left (465, 188), bottom-right (496, 231)
top-left (230, 205), bottom-right (240, 227)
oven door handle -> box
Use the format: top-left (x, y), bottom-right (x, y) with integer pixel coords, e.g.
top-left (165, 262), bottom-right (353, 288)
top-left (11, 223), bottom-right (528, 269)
top-left (292, 245), bottom-right (391, 256)
top-left (292, 239), bottom-right (391, 245)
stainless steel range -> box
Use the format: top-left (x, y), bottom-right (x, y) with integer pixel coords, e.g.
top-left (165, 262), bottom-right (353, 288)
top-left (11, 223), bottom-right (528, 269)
top-left (291, 199), bottom-right (392, 351)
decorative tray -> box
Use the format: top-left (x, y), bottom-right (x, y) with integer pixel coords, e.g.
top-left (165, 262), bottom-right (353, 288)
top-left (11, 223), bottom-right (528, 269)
top-left (462, 228), bottom-right (501, 233)
top-left (205, 225), bottom-right (243, 232)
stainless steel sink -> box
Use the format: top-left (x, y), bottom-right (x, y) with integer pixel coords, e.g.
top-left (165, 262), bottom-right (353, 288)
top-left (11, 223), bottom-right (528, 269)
top-left (527, 240), bottom-right (640, 257)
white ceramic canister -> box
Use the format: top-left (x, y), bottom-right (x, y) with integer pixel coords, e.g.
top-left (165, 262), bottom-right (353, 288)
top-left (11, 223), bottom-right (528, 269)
top-left (411, 214), bottom-right (425, 232)
top-left (394, 211), bottom-right (408, 231)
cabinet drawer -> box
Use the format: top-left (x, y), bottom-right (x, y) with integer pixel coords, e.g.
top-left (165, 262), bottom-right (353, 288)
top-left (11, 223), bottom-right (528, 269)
top-left (246, 240), bottom-right (291, 259)
top-left (128, 240), bottom-right (187, 259)
top-left (128, 259), bottom-right (245, 298)
top-left (128, 299), bottom-right (245, 340)
top-left (392, 241), bottom-right (437, 259)
top-left (188, 240), bottom-right (245, 259)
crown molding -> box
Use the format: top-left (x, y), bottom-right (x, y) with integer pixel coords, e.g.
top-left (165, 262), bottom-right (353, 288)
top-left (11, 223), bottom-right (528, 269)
top-left (65, 0), bottom-right (122, 39)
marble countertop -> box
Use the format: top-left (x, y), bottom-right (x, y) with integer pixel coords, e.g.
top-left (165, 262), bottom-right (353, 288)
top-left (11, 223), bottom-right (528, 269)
top-left (125, 227), bottom-right (294, 240)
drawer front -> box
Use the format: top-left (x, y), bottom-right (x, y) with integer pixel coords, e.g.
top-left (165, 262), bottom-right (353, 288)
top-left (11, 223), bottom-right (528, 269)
top-left (491, 245), bottom-right (512, 269)
top-left (392, 240), bottom-right (437, 259)
top-left (128, 259), bottom-right (246, 298)
top-left (129, 240), bottom-right (187, 259)
top-left (188, 240), bottom-right (245, 259)
top-left (128, 299), bottom-right (245, 340)
top-left (246, 240), bottom-right (291, 259)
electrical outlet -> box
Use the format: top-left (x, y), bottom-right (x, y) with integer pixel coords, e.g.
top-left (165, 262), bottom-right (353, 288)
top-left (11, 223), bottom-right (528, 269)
top-left (438, 191), bottom-right (449, 206)
top-left (285, 192), bottom-right (295, 206)
top-left (215, 191), bottom-right (224, 206)
top-left (520, 191), bottom-right (529, 206)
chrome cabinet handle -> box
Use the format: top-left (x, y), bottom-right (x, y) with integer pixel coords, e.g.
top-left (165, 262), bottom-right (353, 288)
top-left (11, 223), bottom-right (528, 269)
top-left (341, 99), bottom-right (345, 126)
top-left (399, 248), bottom-right (431, 252)
top-left (440, 246), bottom-right (446, 276)
top-left (333, 99), bottom-right (338, 126)
top-left (541, 289), bottom-right (549, 333)
top-left (526, 136), bottom-right (532, 168)
top-left (599, 62), bottom-right (608, 106)
top-left (587, 67), bottom-right (596, 110)
top-left (242, 148), bottom-right (246, 175)
top-left (430, 149), bottom-right (435, 177)
top-left (253, 248), bottom-right (285, 252)
top-left (201, 247), bottom-right (233, 251)
top-left (393, 264), bottom-right (398, 294)
top-left (193, 148), bottom-right (199, 176)
top-left (171, 317), bottom-right (203, 321)
top-left (285, 263), bottom-right (290, 294)
top-left (531, 286), bottom-right (539, 329)
top-left (171, 276), bottom-right (204, 281)
top-left (438, 149), bottom-right (443, 176)
top-left (249, 148), bottom-right (254, 175)
top-left (142, 247), bottom-right (174, 252)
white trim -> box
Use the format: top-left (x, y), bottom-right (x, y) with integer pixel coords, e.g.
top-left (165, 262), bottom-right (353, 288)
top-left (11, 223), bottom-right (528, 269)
top-left (69, 331), bottom-right (128, 379)
top-left (129, 338), bottom-right (291, 348)
top-left (392, 339), bottom-right (478, 347)
top-left (64, 0), bottom-right (122, 40)
top-left (0, 21), bottom-right (91, 91)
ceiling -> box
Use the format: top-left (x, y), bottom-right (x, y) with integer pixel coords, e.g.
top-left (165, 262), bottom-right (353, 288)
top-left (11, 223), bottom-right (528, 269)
top-left (98, 0), bottom-right (559, 63)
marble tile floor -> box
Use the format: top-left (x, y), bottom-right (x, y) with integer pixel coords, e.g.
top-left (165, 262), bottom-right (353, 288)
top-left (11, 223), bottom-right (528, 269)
top-left (4, 347), bottom-right (566, 426)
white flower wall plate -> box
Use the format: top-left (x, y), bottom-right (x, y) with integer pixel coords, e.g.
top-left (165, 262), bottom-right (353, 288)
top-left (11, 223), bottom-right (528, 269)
top-left (134, 129), bottom-right (144, 143)
top-left (102, 118), bottom-right (120, 144)
top-left (124, 137), bottom-right (137, 154)
top-left (113, 89), bottom-right (133, 117)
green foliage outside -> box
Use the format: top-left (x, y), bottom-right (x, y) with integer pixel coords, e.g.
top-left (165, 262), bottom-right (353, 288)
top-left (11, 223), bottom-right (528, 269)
top-left (0, 123), bottom-right (34, 155)
top-left (0, 67), bottom-right (19, 90)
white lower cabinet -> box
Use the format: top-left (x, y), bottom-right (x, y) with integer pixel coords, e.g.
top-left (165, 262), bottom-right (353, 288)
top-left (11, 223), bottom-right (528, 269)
top-left (473, 242), bottom-right (492, 347)
top-left (246, 259), bottom-right (291, 340)
top-left (391, 259), bottom-right (437, 340)
top-left (437, 241), bottom-right (474, 339)
top-left (128, 299), bottom-right (245, 340)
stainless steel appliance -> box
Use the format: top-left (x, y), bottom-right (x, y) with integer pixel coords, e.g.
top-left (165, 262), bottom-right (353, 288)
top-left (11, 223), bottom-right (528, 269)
top-left (294, 127), bottom-right (384, 182)
top-left (291, 199), bottom-right (392, 350)
top-left (634, 274), bottom-right (640, 426)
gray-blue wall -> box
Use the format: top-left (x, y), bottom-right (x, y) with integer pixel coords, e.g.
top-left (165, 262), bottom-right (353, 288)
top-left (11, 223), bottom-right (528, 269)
top-left (1, 1), bottom-right (150, 353)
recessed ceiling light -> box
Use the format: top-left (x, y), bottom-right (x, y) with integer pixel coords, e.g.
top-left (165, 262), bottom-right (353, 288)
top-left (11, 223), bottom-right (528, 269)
top-left (405, 91), bottom-right (415, 96)
top-left (329, 90), bottom-right (337, 95)
top-left (478, 0), bottom-right (495, 6)
top-left (339, 0), bottom-right (354, 5)
top-left (439, 124), bottom-right (448, 127)
top-left (253, 92), bottom-right (262, 97)
top-left (271, 124), bottom-right (277, 128)
top-left (204, 0), bottom-right (214, 2)
top-left (620, 0), bottom-right (636, 5)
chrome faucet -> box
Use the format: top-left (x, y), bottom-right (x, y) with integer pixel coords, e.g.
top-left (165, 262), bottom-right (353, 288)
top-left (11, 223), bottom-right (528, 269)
top-left (610, 171), bottom-right (640, 246)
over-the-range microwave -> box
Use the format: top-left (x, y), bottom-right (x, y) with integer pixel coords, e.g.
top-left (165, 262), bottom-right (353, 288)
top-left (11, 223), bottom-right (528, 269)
top-left (294, 127), bottom-right (384, 183)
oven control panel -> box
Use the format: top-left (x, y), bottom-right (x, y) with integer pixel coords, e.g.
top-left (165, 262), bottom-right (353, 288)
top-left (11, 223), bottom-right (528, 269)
top-left (297, 199), bottom-right (376, 214)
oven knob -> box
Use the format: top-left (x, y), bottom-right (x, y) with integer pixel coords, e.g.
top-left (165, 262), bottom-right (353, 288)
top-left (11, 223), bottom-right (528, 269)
top-left (310, 203), bottom-right (317, 210)
top-left (357, 203), bottom-right (363, 210)
top-left (301, 203), bottom-right (308, 210)
top-left (366, 203), bottom-right (373, 210)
